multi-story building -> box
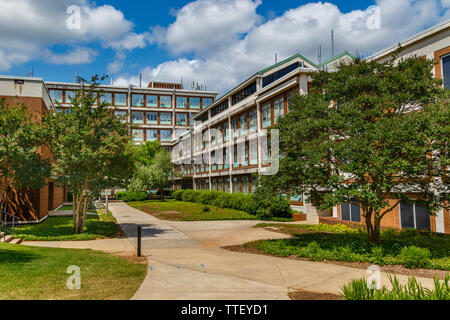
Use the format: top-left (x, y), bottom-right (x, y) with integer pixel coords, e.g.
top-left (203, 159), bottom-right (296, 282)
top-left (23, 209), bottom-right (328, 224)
top-left (170, 19), bottom-right (450, 234)
top-left (330, 19), bottom-right (449, 233)
top-left (0, 76), bottom-right (65, 221)
top-left (45, 81), bottom-right (218, 149)
top-left (170, 51), bottom-right (355, 214)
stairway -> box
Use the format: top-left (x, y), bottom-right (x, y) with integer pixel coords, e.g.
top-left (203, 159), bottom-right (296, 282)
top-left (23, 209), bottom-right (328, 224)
top-left (0, 232), bottom-right (22, 244)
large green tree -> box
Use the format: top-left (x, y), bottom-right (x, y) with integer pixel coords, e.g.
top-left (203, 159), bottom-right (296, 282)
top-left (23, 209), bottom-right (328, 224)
top-left (128, 150), bottom-right (172, 196)
top-left (0, 100), bottom-right (51, 220)
top-left (261, 53), bottom-right (449, 242)
top-left (44, 76), bottom-right (136, 233)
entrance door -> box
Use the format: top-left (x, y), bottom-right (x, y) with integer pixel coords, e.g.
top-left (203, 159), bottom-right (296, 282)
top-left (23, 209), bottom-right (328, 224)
top-left (48, 182), bottom-right (54, 211)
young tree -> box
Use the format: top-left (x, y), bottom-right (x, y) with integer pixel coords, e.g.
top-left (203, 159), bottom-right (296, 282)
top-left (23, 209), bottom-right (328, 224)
top-left (0, 100), bottom-right (51, 220)
top-left (44, 76), bottom-right (135, 234)
top-left (134, 140), bottom-right (163, 166)
top-left (261, 54), bottom-right (449, 242)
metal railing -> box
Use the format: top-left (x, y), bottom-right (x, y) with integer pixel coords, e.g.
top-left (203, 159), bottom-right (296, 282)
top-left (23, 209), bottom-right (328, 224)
top-left (0, 210), bottom-right (20, 236)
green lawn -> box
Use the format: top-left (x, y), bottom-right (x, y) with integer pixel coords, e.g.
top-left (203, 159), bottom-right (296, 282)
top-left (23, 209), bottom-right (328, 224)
top-left (128, 199), bottom-right (259, 221)
top-left (58, 205), bottom-right (96, 213)
top-left (0, 242), bottom-right (147, 300)
top-left (12, 212), bottom-right (120, 241)
top-left (246, 223), bottom-right (450, 271)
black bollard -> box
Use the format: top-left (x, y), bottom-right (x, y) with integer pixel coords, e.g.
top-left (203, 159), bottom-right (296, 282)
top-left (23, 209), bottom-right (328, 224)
top-left (137, 225), bottom-right (142, 257)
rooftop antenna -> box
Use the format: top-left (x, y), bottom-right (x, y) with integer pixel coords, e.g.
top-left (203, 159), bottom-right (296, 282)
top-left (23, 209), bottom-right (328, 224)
top-left (275, 53), bottom-right (278, 64)
top-left (30, 68), bottom-right (34, 77)
top-left (139, 73), bottom-right (142, 87)
top-left (110, 77), bottom-right (113, 85)
top-left (331, 29), bottom-right (335, 57)
top-left (318, 45), bottom-right (322, 66)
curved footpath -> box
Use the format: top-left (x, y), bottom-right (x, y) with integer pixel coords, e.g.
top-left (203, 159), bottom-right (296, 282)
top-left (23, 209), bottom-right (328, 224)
top-left (24, 202), bottom-right (438, 300)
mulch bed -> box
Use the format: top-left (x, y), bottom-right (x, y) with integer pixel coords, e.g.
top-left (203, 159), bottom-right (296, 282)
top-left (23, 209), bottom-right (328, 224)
top-left (223, 243), bottom-right (450, 280)
top-left (288, 290), bottom-right (342, 300)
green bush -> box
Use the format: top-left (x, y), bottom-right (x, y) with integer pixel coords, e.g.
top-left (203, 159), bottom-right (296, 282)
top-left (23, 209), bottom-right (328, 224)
top-left (342, 275), bottom-right (450, 300)
top-left (173, 190), bottom-right (184, 201)
top-left (169, 189), bottom-right (292, 219)
top-left (116, 191), bottom-right (148, 202)
top-left (399, 246), bottom-right (431, 269)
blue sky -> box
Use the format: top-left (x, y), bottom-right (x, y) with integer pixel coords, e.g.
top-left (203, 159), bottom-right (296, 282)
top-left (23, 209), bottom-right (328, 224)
top-left (0, 0), bottom-right (449, 93)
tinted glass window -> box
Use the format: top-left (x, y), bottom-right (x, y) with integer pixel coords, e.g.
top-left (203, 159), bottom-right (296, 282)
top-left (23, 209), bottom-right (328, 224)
top-left (400, 202), bottom-right (415, 229)
top-left (115, 93), bottom-right (127, 106)
top-left (415, 204), bottom-right (431, 231)
top-left (341, 203), bottom-right (350, 221)
top-left (442, 55), bottom-right (450, 89)
top-left (350, 200), bottom-right (361, 223)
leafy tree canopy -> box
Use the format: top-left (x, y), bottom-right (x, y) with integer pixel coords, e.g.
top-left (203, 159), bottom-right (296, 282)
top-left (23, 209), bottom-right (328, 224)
top-left (261, 52), bottom-right (449, 242)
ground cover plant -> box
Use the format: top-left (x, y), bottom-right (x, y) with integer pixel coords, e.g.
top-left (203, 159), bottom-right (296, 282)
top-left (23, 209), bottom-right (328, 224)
top-left (246, 223), bottom-right (450, 270)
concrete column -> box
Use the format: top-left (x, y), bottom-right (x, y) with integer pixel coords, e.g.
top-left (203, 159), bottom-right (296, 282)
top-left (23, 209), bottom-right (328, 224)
top-left (228, 111), bottom-right (233, 193)
top-left (435, 207), bottom-right (445, 233)
top-left (332, 206), bottom-right (338, 218)
top-left (256, 101), bottom-right (263, 174)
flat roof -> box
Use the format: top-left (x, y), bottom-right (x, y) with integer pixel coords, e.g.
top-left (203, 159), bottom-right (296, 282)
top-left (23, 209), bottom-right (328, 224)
top-left (367, 19), bottom-right (450, 61)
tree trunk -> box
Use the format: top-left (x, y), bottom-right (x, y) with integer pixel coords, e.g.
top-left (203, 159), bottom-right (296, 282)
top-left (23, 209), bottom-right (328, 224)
top-left (364, 209), bottom-right (381, 243)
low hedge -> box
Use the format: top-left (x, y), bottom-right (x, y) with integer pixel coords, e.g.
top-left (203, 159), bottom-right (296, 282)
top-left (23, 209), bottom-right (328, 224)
top-left (116, 191), bottom-right (148, 202)
top-left (172, 189), bottom-right (292, 219)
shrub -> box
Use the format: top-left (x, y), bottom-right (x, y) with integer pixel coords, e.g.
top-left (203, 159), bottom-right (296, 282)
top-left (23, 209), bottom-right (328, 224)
top-left (173, 190), bottom-right (184, 201)
top-left (341, 275), bottom-right (450, 300)
top-left (213, 193), bottom-right (233, 209)
top-left (203, 206), bottom-right (211, 213)
top-left (267, 196), bottom-right (292, 218)
top-left (182, 190), bottom-right (196, 203)
top-left (116, 191), bottom-right (148, 202)
top-left (399, 246), bottom-right (431, 269)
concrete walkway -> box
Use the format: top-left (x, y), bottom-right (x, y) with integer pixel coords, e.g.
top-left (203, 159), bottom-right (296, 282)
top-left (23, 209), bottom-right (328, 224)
top-left (108, 202), bottom-right (437, 300)
top-left (23, 202), bottom-right (440, 300)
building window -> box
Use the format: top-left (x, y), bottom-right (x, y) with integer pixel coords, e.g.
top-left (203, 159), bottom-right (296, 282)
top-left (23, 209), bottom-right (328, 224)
top-left (287, 89), bottom-right (297, 112)
top-left (250, 177), bottom-right (258, 193)
top-left (160, 129), bottom-right (172, 141)
top-left (176, 113), bottom-right (187, 126)
top-left (240, 113), bottom-right (248, 135)
top-left (147, 95), bottom-right (158, 107)
top-left (189, 113), bottom-right (195, 126)
top-left (132, 94), bottom-right (144, 107)
top-left (249, 109), bottom-right (257, 132)
top-left (224, 147), bottom-right (230, 169)
top-left (115, 93), bottom-right (127, 106)
top-left (114, 111), bottom-right (127, 123)
top-left (132, 112), bottom-right (144, 124)
top-left (100, 92), bottom-right (112, 105)
top-left (160, 96), bottom-right (172, 108)
top-left (146, 112), bottom-right (158, 124)
top-left (65, 90), bottom-right (76, 103)
top-left (274, 96), bottom-right (284, 123)
top-left (240, 142), bottom-right (248, 167)
top-left (232, 118), bottom-right (239, 138)
top-left (233, 145), bottom-right (239, 167)
top-left (211, 151), bottom-right (216, 171)
top-left (262, 103), bottom-right (271, 128)
top-left (50, 90), bottom-right (63, 103)
top-left (190, 97), bottom-right (201, 109)
top-left (160, 113), bottom-right (172, 125)
top-left (242, 176), bottom-right (249, 194)
top-left (223, 121), bottom-right (229, 141)
top-left (211, 129), bottom-right (216, 145)
top-left (400, 202), bottom-right (431, 231)
top-left (442, 54), bottom-right (450, 89)
top-left (225, 178), bottom-right (230, 193)
top-left (233, 177), bottom-right (240, 193)
top-left (177, 97), bottom-right (188, 109)
top-left (231, 81), bottom-right (256, 105)
top-left (250, 139), bottom-right (258, 165)
top-left (340, 200), bottom-right (361, 223)
top-left (146, 129), bottom-right (158, 142)
top-left (133, 129), bottom-right (144, 142)
top-left (203, 97), bottom-right (213, 108)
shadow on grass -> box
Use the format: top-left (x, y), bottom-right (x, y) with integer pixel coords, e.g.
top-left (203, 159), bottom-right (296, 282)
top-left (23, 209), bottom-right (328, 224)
top-left (0, 248), bottom-right (39, 264)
